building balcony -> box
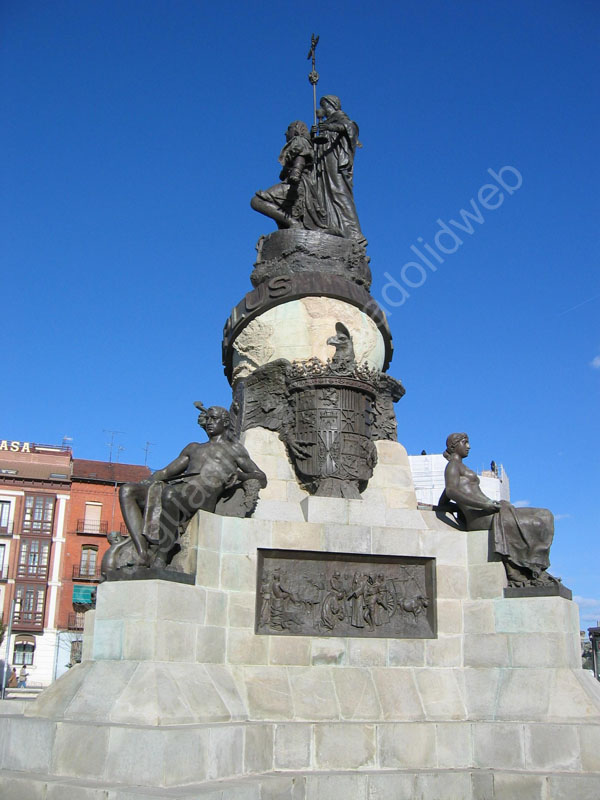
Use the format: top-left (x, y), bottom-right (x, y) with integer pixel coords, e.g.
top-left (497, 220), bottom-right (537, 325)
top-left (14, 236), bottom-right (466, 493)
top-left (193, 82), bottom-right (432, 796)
top-left (68, 612), bottom-right (86, 630)
top-left (72, 564), bottom-right (101, 581)
top-left (12, 611), bottom-right (44, 631)
top-left (75, 519), bottom-right (108, 535)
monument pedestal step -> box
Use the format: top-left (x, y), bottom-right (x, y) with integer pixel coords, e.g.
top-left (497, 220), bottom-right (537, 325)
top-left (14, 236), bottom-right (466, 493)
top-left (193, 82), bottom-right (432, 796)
top-left (1, 450), bottom-right (599, 797)
top-left (2, 766), bottom-right (600, 799)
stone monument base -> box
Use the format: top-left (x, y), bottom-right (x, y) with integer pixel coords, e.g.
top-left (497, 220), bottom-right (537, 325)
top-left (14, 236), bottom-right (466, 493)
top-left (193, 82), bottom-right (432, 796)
top-left (1, 434), bottom-right (599, 799)
top-left (2, 767), bottom-right (600, 799)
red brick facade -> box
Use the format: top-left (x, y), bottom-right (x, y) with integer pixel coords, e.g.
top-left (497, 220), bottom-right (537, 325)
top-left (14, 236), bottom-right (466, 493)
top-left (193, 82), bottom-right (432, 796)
top-left (0, 440), bottom-right (149, 685)
top-left (56, 459), bottom-right (150, 632)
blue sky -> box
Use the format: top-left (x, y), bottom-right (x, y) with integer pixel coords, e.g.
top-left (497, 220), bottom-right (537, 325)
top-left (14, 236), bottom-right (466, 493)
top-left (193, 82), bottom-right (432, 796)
top-left (1, 1), bottom-right (598, 625)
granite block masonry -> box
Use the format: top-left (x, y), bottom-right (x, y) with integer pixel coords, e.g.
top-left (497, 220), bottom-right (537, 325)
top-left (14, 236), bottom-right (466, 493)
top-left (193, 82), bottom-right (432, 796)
top-left (1, 433), bottom-right (599, 797)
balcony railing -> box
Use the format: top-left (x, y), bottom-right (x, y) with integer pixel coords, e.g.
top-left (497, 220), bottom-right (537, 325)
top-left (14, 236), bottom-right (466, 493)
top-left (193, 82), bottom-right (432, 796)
top-left (68, 612), bottom-right (86, 630)
top-left (75, 519), bottom-right (108, 535)
top-left (72, 564), bottom-right (101, 581)
top-left (12, 610), bottom-right (44, 630)
top-left (16, 563), bottom-right (49, 580)
top-left (0, 521), bottom-right (13, 536)
top-left (31, 442), bottom-right (72, 452)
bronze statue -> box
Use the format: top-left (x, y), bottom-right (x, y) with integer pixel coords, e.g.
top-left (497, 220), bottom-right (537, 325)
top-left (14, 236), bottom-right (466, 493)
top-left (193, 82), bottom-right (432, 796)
top-left (251, 97), bottom-right (365, 245)
top-left (238, 322), bottom-right (403, 498)
top-left (251, 120), bottom-right (315, 230)
top-left (439, 432), bottom-right (558, 588)
top-left (256, 554), bottom-right (433, 638)
top-left (312, 94), bottom-right (365, 245)
top-left (326, 321), bottom-right (355, 371)
top-left (102, 404), bottom-right (266, 579)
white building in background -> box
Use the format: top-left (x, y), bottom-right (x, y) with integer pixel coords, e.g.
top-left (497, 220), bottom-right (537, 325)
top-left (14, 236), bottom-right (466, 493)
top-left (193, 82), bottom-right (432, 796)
top-left (407, 453), bottom-right (510, 507)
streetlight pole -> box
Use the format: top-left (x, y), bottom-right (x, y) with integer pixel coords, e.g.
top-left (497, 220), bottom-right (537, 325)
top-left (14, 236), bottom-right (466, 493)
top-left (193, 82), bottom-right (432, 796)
top-left (589, 627), bottom-right (600, 682)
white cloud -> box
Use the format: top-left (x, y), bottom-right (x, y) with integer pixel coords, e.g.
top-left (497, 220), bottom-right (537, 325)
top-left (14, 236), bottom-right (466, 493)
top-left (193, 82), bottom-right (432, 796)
top-left (554, 513), bottom-right (571, 521)
top-left (574, 597), bottom-right (600, 628)
top-left (513, 499), bottom-right (530, 508)
top-left (574, 596), bottom-right (600, 608)
top-left (590, 355), bottom-right (600, 369)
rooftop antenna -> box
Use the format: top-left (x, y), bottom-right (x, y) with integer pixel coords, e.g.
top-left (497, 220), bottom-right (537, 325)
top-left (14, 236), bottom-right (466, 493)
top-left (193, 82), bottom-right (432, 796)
top-left (62, 435), bottom-right (73, 449)
top-left (307, 33), bottom-right (320, 127)
top-left (115, 445), bottom-right (126, 464)
top-left (143, 441), bottom-right (155, 467)
top-left (103, 429), bottom-right (125, 464)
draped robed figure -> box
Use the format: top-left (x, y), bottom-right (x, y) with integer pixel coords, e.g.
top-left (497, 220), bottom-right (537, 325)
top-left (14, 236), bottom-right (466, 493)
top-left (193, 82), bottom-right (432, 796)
top-left (439, 432), bottom-right (557, 588)
top-left (250, 96), bottom-right (366, 246)
top-left (305, 94), bottom-right (366, 245)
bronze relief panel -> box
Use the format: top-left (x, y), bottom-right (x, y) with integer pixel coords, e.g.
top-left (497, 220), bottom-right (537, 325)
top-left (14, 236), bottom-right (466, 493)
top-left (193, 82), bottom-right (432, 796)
top-left (256, 548), bottom-right (436, 639)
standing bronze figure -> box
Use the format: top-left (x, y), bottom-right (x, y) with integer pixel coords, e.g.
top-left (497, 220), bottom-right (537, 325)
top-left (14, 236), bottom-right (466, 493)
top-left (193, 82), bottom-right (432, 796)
top-left (311, 94), bottom-right (366, 245)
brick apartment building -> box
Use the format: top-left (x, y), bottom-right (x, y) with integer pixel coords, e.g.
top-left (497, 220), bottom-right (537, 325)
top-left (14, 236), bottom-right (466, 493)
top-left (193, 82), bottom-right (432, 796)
top-left (0, 440), bottom-right (72, 685)
top-left (54, 458), bottom-right (149, 676)
top-left (0, 438), bottom-right (149, 686)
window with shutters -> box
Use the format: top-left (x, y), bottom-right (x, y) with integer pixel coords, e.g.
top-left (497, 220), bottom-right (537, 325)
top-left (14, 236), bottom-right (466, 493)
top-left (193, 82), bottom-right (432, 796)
top-left (13, 583), bottom-right (46, 629)
top-left (81, 502), bottom-right (104, 534)
top-left (17, 539), bottom-right (50, 579)
top-left (13, 636), bottom-right (36, 666)
top-left (79, 545), bottom-right (98, 578)
top-left (0, 500), bottom-right (11, 533)
top-left (22, 495), bottom-right (55, 535)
